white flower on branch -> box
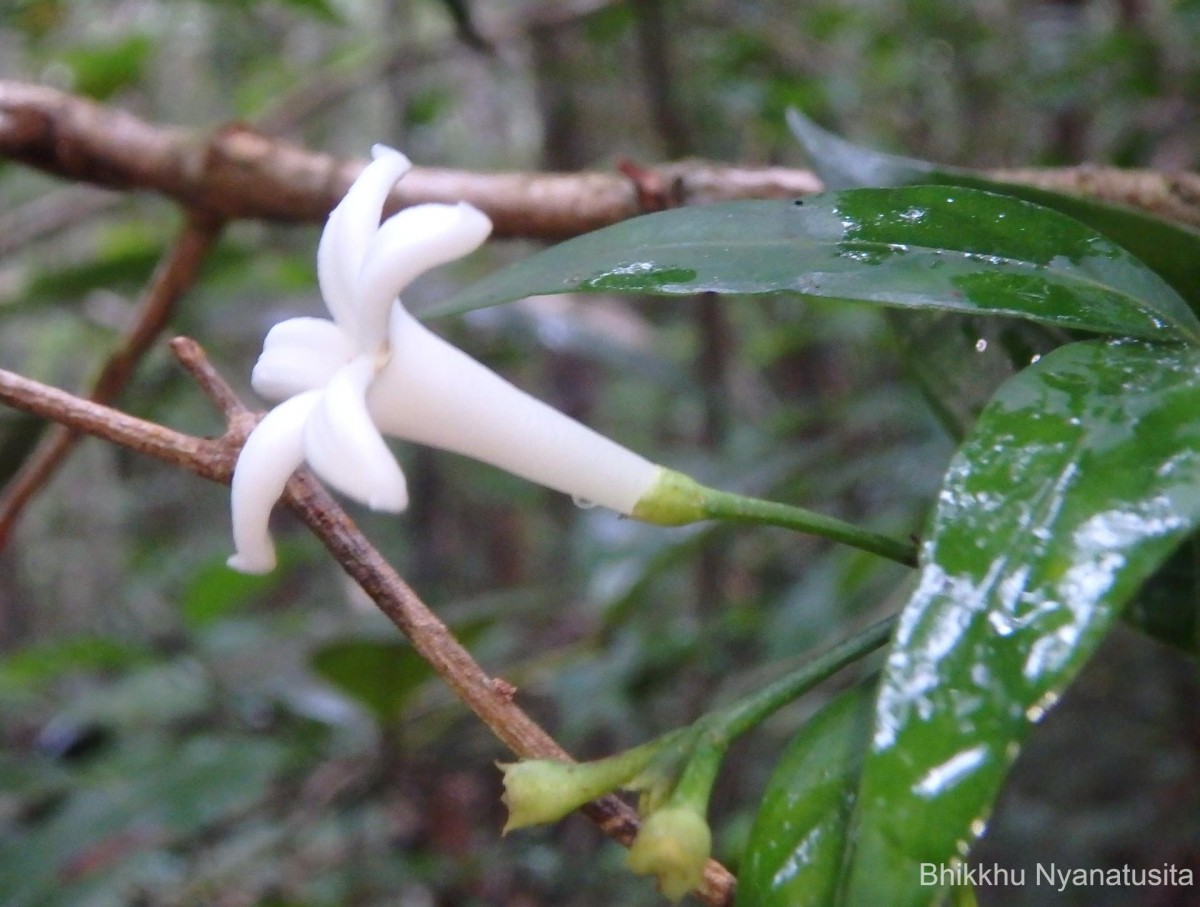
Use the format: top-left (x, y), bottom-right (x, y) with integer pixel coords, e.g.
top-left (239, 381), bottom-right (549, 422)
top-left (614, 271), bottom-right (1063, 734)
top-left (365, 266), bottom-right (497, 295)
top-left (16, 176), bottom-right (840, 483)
top-left (228, 145), bottom-right (664, 574)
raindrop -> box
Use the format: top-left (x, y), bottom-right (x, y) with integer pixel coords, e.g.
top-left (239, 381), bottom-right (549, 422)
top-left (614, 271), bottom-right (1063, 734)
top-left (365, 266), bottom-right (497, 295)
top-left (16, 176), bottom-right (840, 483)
top-left (975, 338), bottom-right (989, 352)
top-left (572, 496), bottom-right (597, 510)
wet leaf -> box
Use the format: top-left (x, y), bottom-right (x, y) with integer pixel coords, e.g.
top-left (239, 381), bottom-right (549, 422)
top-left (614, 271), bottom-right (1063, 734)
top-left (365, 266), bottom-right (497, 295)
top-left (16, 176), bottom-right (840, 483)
top-left (736, 684), bottom-right (876, 907)
top-left (842, 339), bottom-right (1200, 905)
top-left (787, 108), bottom-right (1200, 307)
top-left (431, 189), bottom-right (1199, 344)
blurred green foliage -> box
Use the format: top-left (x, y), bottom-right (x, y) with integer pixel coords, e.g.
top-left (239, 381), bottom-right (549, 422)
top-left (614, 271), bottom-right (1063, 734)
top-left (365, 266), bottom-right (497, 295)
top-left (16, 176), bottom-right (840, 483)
top-left (1, 2), bottom-right (1199, 905)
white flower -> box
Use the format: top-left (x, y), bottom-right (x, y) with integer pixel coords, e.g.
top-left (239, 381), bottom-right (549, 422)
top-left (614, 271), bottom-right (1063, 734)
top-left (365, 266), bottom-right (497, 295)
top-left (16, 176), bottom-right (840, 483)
top-left (228, 144), bottom-right (662, 574)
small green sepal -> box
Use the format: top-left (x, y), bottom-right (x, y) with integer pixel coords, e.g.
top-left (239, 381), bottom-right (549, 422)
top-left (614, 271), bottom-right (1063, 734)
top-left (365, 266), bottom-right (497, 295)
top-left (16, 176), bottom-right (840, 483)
top-left (631, 468), bottom-right (708, 526)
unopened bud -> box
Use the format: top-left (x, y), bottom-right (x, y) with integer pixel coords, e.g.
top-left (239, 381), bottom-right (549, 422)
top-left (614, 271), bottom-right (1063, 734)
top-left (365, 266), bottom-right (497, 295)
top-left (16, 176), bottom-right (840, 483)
top-left (627, 805), bottom-right (712, 902)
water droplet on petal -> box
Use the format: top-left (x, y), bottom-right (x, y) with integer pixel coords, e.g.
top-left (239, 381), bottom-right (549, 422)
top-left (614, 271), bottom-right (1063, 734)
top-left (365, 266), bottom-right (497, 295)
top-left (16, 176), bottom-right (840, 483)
top-left (572, 496), bottom-right (597, 510)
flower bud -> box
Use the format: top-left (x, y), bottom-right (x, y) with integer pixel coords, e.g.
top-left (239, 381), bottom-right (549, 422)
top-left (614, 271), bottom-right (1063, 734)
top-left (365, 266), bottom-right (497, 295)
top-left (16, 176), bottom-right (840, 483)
top-left (499, 758), bottom-right (632, 833)
top-left (627, 805), bottom-right (712, 902)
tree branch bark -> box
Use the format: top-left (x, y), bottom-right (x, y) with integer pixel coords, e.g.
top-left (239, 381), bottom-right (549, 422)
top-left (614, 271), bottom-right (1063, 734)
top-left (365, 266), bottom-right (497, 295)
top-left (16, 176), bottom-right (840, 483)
top-left (0, 80), bottom-right (819, 240)
top-left (5, 80), bottom-right (1200, 240)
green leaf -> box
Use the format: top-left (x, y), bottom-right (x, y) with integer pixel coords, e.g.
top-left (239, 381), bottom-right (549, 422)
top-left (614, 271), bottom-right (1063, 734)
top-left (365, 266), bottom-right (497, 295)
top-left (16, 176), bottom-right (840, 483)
top-left (736, 683), bottom-right (876, 907)
top-left (311, 639), bottom-right (435, 725)
top-left (191, 0), bottom-right (343, 23)
top-left (178, 544), bottom-right (309, 627)
top-left (0, 635), bottom-right (151, 699)
top-left (842, 339), bottom-right (1200, 905)
top-left (787, 108), bottom-right (1200, 307)
top-left (60, 35), bottom-right (153, 100)
top-left (1123, 536), bottom-right (1200, 654)
top-left (889, 311), bottom-right (1068, 441)
top-left (431, 189), bottom-right (1199, 344)
top-left (0, 735), bottom-right (285, 907)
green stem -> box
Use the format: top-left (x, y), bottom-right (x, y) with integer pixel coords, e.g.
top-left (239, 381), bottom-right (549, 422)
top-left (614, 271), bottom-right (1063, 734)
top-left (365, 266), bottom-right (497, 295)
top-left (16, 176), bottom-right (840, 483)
top-left (707, 613), bottom-right (898, 745)
top-left (633, 469), bottom-right (919, 568)
top-left (700, 487), bottom-right (918, 568)
top-left (668, 740), bottom-right (724, 809)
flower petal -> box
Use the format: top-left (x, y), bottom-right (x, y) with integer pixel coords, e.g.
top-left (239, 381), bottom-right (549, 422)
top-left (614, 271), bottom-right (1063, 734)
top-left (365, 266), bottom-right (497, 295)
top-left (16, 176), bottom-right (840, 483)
top-left (303, 357), bottom-right (408, 512)
top-left (317, 145), bottom-right (412, 336)
top-left (251, 317), bottom-right (356, 401)
top-left (227, 391), bottom-right (322, 574)
top-left (369, 306), bottom-right (659, 515)
top-left (354, 202), bottom-right (492, 350)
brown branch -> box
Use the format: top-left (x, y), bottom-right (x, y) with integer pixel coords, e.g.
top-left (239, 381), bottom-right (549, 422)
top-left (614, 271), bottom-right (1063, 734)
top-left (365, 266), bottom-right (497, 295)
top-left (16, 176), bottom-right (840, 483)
top-left (0, 344), bottom-right (738, 906)
top-left (990, 164), bottom-right (1200, 230)
top-left (6, 81), bottom-right (1200, 239)
top-left (0, 80), bottom-right (818, 240)
top-left (0, 212), bottom-right (225, 549)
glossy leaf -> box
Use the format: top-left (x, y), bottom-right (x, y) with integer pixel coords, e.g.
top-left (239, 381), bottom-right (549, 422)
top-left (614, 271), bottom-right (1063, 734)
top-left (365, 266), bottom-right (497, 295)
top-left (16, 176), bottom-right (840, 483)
top-left (787, 108), bottom-right (1200, 306)
top-left (736, 683), bottom-right (876, 907)
top-left (843, 339), bottom-right (1200, 905)
top-left (431, 189), bottom-right (1199, 344)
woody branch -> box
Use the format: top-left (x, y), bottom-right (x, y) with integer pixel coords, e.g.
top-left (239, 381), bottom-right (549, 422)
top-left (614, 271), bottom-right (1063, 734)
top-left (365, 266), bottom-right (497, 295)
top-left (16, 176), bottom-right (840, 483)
top-left (4, 81), bottom-right (1200, 238)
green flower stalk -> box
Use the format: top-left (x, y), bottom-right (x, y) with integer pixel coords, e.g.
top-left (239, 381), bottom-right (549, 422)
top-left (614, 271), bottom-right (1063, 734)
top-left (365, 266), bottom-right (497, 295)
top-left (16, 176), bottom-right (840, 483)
top-left (633, 468), bottom-right (918, 567)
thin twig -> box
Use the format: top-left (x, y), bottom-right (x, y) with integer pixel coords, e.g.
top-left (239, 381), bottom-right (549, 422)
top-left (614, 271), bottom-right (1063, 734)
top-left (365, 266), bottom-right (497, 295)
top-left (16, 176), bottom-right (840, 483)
top-left (0, 213), bottom-right (225, 549)
top-left (0, 343), bottom-right (738, 906)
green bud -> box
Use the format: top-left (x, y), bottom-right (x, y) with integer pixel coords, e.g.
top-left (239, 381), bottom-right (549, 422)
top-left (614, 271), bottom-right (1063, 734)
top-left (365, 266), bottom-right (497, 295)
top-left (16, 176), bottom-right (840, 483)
top-left (499, 756), bottom-right (644, 833)
top-left (627, 805), bottom-right (712, 902)
top-left (631, 468), bottom-right (709, 526)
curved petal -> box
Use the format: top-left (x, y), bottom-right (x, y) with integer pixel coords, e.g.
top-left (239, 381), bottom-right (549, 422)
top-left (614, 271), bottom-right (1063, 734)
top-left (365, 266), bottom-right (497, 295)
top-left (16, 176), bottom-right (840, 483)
top-left (227, 391), bottom-right (322, 574)
top-left (251, 317), bottom-right (356, 401)
top-left (317, 145), bottom-right (412, 336)
top-left (354, 202), bottom-right (492, 350)
top-left (303, 356), bottom-right (408, 512)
